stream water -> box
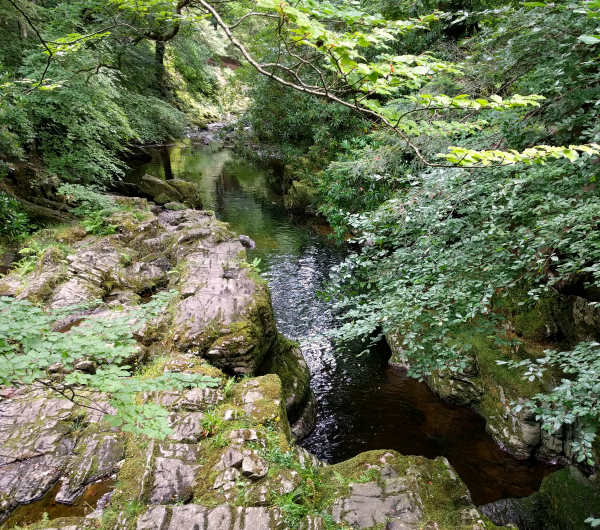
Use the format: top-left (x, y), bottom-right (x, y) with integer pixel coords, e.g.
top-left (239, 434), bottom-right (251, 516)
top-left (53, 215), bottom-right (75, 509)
top-left (0, 138), bottom-right (565, 530)
top-left (126, 137), bottom-right (561, 507)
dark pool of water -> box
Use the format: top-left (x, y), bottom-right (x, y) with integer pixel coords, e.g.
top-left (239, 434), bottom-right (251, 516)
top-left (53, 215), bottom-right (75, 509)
top-left (1, 479), bottom-right (114, 529)
top-left (127, 138), bottom-right (560, 506)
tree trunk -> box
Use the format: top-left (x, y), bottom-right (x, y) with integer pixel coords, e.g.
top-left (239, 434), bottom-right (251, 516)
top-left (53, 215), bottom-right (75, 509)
top-left (155, 41), bottom-right (166, 95)
top-left (160, 146), bottom-right (173, 180)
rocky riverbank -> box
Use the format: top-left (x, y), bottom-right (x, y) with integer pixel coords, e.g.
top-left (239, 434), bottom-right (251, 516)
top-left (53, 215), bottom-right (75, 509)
top-left (0, 200), bottom-right (504, 529)
top-left (387, 287), bottom-right (600, 529)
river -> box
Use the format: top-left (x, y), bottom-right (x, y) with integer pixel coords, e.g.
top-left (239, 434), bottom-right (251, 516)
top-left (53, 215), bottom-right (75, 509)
top-left (126, 136), bottom-right (560, 506)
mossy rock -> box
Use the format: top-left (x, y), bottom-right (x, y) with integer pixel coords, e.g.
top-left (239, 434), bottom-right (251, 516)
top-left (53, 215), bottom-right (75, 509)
top-left (283, 180), bottom-right (317, 212)
top-left (167, 179), bottom-right (203, 209)
top-left (138, 174), bottom-right (182, 205)
top-left (481, 465), bottom-right (600, 529)
top-left (164, 202), bottom-right (188, 211)
top-left (258, 333), bottom-right (312, 425)
top-left (54, 225), bottom-right (88, 244)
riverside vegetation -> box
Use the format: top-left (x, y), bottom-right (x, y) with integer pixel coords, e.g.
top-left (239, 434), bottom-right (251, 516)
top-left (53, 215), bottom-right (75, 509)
top-left (1, 0), bottom-right (600, 528)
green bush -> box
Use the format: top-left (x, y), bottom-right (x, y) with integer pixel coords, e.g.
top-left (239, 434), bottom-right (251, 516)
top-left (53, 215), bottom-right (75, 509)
top-left (0, 193), bottom-right (30, 239)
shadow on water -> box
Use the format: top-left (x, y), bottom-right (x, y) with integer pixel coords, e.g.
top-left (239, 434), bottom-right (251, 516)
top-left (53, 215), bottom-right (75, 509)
top-left (127, 138), bottom-right (560, 506)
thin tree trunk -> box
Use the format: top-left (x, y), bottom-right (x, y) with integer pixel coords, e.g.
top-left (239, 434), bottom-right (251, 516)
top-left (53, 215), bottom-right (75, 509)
top-left (160, 146), bottom-right (173, 180)
top-left (155, 41), bottom-right (166, 95)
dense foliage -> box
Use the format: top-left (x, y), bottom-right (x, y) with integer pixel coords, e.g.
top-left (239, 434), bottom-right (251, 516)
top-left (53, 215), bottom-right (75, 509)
top-left (0, 191), bottom-right (29, 238)
top-left (229, 0), bottom-right (600, 462)
top-left (314, 1), bottom-right (600, 461)
top-left (4, 0), bottom-right (600, 466)
top-left (0, 0), bottom-right (229, 184)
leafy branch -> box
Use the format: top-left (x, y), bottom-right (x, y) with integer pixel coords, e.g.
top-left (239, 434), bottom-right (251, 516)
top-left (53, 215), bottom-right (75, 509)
top-left (0, 292), bottom-right (220, 438)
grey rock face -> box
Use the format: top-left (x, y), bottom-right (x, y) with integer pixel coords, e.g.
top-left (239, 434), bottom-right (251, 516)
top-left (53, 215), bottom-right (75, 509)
top-left (135, 504), bottom-right (282, 530)
top-left (0, 392), bottom-right (121, 522)
top-left (170, 505), bottom-right (208, 529)
top-left (238, 235), bottom-right (256, 249)
top-left (149, 457), bottom-right (198, 504)
top-left (0, 207), bottom-right (321, 524)
top-left (173, 241), bottom-right (275, 374)
top-left (51, 240), bottom-right (120, 308)
top-left (136, 505), bottom-right (168, 530)
top-left (56, 432), bottom-right (124, 504)
top-left (241, 453), bottom-right (269, 480)
top-left (333, 486), bottom-right (423, 528)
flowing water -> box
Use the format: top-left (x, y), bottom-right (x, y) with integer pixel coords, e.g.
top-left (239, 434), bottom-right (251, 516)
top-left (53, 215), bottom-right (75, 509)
top-left (127, 137), bottom-right (560, 506)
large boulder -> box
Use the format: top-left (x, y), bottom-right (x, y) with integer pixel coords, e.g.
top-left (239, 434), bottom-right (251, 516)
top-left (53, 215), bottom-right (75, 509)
top-left (138, 174), bottom-right (182, 205)
top-left (168, 179), bottom-right (203, 209)
top-left (137, 174), bottom-right (203, 209)
top-left (481, 466), bottom-right (600, 530)
top-left (0, 207), bottom-right (283, 376)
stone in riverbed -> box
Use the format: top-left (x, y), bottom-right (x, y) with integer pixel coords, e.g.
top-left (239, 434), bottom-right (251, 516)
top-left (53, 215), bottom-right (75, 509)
top-left (167, 179), bottom-right (203, 209)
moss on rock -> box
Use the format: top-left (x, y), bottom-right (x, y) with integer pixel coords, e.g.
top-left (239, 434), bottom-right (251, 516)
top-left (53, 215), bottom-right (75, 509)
top-left (481, 466), bottom-right (600, 530)
top-left (283, 180), bottom-right (317, 212)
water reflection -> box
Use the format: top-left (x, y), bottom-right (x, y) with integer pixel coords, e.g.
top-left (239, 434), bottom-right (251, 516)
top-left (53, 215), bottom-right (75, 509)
top-left (128, 138), bottom-right (560, 505)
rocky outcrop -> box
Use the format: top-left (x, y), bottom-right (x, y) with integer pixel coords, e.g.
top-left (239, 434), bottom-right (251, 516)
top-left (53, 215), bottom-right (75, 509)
top-left (0, 389), bottom-right (123, 522)
top-left (0, 204), bottom-right (321, 525)
top-left (4, 372), bottom-right (501, 530)
top-left (481, 466), bottom-right (600, 530)
top-left (0, 204), bottom-right (510, 529)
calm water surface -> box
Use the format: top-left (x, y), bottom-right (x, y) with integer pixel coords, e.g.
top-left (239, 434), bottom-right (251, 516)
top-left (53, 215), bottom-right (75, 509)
top-left (128, 137), bottom-right (560, 506)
